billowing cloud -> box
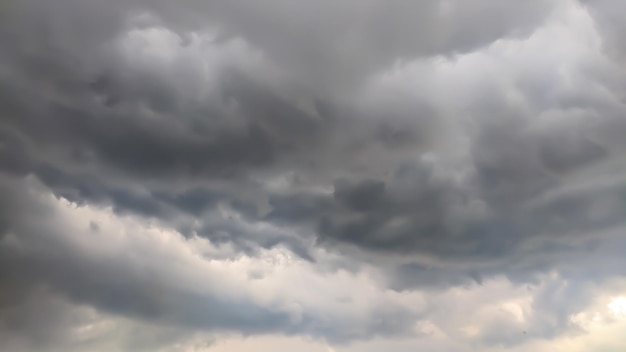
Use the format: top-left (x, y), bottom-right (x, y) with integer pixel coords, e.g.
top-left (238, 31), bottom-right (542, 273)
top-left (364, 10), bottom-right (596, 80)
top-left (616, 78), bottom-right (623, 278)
top-left (1, 0), bottom-right (626, 351)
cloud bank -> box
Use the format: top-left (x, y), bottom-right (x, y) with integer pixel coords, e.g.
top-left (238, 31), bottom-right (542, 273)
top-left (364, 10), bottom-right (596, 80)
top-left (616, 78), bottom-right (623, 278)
top-left (1, 0), bottom-right (626, 351)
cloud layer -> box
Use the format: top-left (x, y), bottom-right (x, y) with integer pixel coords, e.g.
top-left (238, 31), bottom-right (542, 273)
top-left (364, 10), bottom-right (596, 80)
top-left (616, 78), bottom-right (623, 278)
top-left (1, 0), bottom-right (626, 351)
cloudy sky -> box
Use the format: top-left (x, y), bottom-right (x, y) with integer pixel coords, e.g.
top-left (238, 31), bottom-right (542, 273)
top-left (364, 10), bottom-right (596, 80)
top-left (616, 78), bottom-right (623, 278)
top-left (1, 0), bottom-right (626, 351)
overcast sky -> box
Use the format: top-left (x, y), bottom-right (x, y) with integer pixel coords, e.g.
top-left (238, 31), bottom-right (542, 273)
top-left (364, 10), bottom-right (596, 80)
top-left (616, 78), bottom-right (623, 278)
top-left (1, 0), bottom-right (626, 351)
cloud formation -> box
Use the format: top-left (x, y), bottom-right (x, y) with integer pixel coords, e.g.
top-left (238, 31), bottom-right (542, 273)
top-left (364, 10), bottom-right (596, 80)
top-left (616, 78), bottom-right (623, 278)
top-left (1, 0), bottom-right (626, 350)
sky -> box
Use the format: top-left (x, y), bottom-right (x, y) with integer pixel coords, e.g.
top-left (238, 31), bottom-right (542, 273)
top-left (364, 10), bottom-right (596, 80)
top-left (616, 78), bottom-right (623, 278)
top-left (1, 0), bottom-right (626, 351)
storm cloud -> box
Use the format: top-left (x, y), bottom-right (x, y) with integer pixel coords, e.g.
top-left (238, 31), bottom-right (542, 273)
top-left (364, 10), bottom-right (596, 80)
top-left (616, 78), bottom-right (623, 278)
top-left (1, 0), bottom-right (626, 351)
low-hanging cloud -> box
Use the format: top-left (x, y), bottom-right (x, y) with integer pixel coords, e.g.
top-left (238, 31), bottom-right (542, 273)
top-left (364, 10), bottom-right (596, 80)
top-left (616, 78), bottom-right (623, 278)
top-left (1, 0), bottom-right (626, 351)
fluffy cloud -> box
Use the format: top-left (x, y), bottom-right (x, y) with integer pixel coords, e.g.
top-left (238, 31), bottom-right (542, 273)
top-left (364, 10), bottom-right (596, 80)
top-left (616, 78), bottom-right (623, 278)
top-left (1, 0), bottom-right (626, 350)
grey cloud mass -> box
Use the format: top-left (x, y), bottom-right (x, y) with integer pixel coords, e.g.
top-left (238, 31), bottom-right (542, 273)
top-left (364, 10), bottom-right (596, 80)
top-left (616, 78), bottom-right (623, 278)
top-left (1, 0), bottom-right (626, 351)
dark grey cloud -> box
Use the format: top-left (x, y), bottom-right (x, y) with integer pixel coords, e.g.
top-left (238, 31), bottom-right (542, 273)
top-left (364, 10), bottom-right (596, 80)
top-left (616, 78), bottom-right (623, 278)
top-left (0, 289), bottom-right (220, 352)
top-left (2, 0), bottom-right (626, 350)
